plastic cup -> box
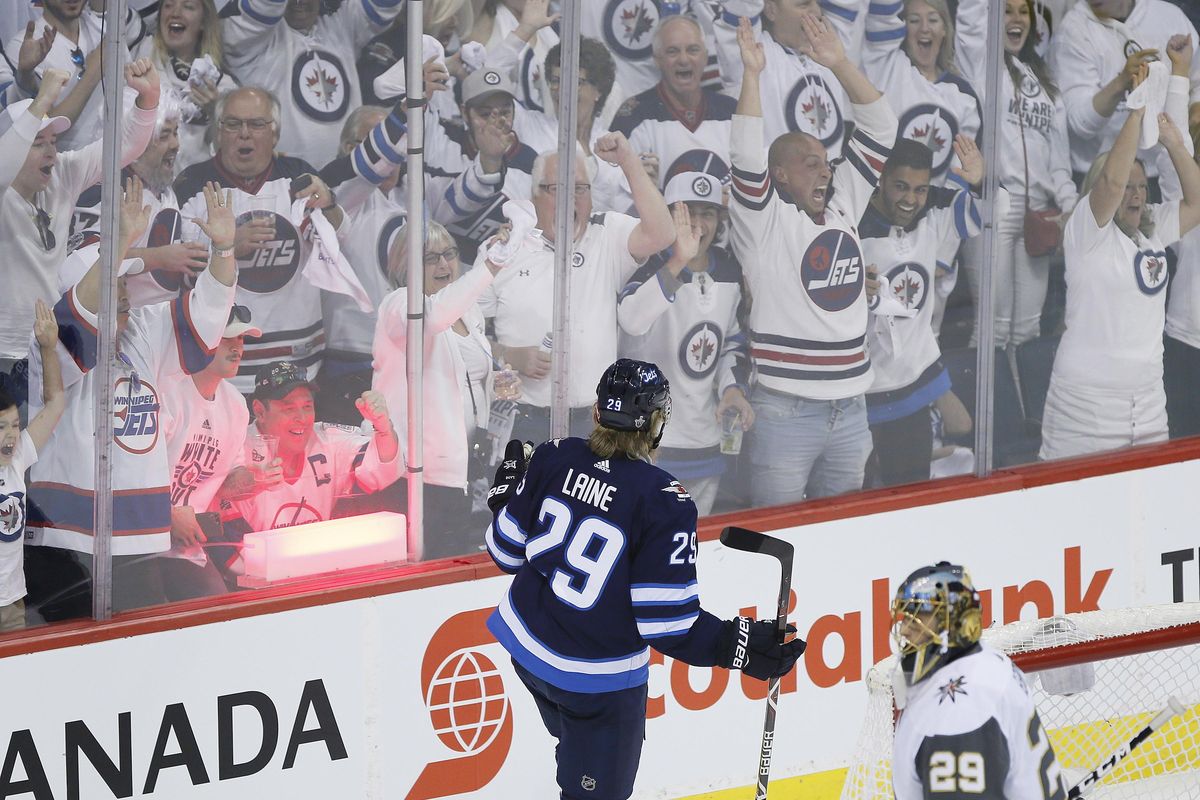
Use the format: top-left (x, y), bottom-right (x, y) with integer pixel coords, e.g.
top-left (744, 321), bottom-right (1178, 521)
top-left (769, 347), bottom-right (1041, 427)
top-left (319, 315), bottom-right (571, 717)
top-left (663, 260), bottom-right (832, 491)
top-left (246, 432), bottom-right (278, 476)
top-left (719, 410), bottom-right (743, 456)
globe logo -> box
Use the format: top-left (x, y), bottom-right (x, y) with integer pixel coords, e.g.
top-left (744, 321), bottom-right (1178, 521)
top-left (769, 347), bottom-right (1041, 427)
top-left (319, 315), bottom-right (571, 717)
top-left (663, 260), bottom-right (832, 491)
top-left (424, 648), bottom-right (510, 755)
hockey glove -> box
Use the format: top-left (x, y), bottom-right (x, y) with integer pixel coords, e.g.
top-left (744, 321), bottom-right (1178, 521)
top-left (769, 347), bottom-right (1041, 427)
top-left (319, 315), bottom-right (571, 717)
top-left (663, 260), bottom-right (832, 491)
top-left (486, 439), bottom-right (533, 514)
top-left (719, 616), bottom-right (806, 681)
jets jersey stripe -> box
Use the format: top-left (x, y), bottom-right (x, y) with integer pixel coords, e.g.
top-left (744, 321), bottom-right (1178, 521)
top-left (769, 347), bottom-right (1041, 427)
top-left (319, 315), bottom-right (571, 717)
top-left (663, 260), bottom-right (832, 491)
top-left (819, 1), bottom-right (859, 21)
top-left (636, 612), bottom-right (700, 639)
top-left (758, 361), bottom-right (873, 382)
top-left (29, 482), bottom-right (171, 537)
top-left (490, 595), bottom-right (651, 693)
top-left (866, 26), bottom-right (906, 42)
top-left (239, 0), bottom-right (285, 25)
top-left (496, 508), bottom-right (529, 547)
top-left (56, 289), bottom-right (100, 373)
top-left (869, 0), bottom-right (903, 13)
top-left (485, 521), bottom-right (525, 572)
top-left (755, 330), bottom-right (866, 350)
top-left (631, 581), bottom-right (700, 606)
top-left (753, 346), bottom-right (866, 366)
top-left (719, 9), bottom-right (759, 26)
top-left (359, 0), bottom-right (387, 27)
top-left (171, 292), bottom-right (218, 375)
top-left (731, 169), bottom-right (774, 211)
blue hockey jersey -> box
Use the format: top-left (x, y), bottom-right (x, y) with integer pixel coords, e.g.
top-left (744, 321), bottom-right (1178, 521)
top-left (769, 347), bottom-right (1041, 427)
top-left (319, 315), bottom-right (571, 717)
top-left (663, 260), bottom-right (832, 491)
top-left (486, 437), bottom-right (727, 693)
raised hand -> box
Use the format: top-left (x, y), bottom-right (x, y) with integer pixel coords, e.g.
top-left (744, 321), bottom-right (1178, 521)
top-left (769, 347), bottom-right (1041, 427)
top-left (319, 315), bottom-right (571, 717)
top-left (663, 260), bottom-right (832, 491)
top-left (119, 175), bottom-right (151, 245)
top-left (192, 181), bottom-right (236, 250)
top-left (1122, 48), bottom-right (1158, 88)
top-left (18, 21), bottom-right (56, 74)
top-left (124, 58), bottom-right (161, 108)
top-left (520, 0), bottom-right (560, 33)
top-left (1167, 34), bottom-right (1193, 75)
top-left (640, 152), bottom-right (660, 186)
top-left (356, 389), bottom-right (392, 430)
top-left (423, 55), bottom-right (450, 95)
top-left (950, 134), bottom-right (984, 188)
top-left (32, 299), bottom-right (58, 351)
top-left (736, 16), bottom-right (766, 76)
top-left (595, 131), bottom-right (636, 168)
top-left (1158, 112), bottom-right (1188, 154)
top-left (797, 13), bottom-right (847, 68)
top-left (31, 68), bottom-right (71, 116)
top-left (669, 202), bottom-right (700, 268)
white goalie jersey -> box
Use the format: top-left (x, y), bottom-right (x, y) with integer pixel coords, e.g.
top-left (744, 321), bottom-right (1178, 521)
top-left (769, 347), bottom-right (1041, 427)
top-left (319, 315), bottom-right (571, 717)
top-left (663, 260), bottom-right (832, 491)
top-left (893, 644), bottom-right (1067, 800)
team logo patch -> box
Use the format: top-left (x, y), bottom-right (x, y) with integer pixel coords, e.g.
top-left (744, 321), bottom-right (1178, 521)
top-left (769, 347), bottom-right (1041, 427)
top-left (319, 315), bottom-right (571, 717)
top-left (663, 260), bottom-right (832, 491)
top-left (785, 74), bottom-right (844, 148)
top-left (884, 262), bottom-right (930, 313)
top-left (662, 480), bottom-right (691, 500)
top-left (0, 492), bottom-right (27, 544)
top-left (171, 433), bottom-right (223, 506)
top-left (800, 229), bottom-right (863, 312)
top-left (571, 251), bottom-right (585, 268)
top-left (271, 500), bottom-right (324, 528)
top-left (113, 377), bottom-right (161, 455)
top-left (1019, 69), bottom-right (1042, 99)
top-left (291, 49), bottom-right (351, 123)
top-left (146, 207), bottom-right (191, 291)
top-left (1134, 249), bottom-right (1169, 296)
top-left (483, 69), bottom-right (501, 86)
top-left (899, 104), bottom-right (959, 177)
top-left (602, 0), bottom-right (660, 61)
top-left (679, 321), bottom-right (722, 379)
top-left (691, 175), bottom-right (714, 198)
top-left (666, 149), bottom-right (729, 187)
top-left (937, 675), bottom-right (968, 705)
top-left (235, 211), bottom-right (302, 294)
top-left (376, 213), bottom-right (408, 276)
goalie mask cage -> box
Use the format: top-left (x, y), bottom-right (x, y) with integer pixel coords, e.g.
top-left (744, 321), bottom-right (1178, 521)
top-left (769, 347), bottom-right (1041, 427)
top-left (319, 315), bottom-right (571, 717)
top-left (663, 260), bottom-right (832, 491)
top-left (840, 604), bottom-right (1200, 800)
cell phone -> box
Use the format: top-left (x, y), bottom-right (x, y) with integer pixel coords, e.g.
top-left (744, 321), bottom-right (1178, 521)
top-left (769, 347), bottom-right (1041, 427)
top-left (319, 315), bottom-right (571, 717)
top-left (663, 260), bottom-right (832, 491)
top-left (289, 174), bottom-right (314, 199)
top-left (196, 512), bottom-right (223, 539)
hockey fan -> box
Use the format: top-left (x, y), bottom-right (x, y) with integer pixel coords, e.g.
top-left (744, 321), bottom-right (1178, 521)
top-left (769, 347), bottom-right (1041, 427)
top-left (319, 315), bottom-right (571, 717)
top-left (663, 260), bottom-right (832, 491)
top-left (891, 561), bottom-right (1068, 800)
top-left (484, 358), bottom-right (806, 800)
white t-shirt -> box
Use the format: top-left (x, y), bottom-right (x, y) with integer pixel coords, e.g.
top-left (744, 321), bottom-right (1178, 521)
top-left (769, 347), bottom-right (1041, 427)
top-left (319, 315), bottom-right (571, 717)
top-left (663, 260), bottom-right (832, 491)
top-left (477, 212), bottom-right (642, 408)
top-left (1054, 199), bottom-right (1181, 391)
top-left (0, 431), bottom-right (36, 606)
top-left (1166, 224), bottom-right (1200, 350)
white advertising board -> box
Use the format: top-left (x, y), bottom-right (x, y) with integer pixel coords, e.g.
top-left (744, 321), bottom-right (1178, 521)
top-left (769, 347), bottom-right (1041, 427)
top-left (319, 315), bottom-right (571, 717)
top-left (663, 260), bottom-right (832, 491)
top-left (1, 459), bottom-right (1198, 799)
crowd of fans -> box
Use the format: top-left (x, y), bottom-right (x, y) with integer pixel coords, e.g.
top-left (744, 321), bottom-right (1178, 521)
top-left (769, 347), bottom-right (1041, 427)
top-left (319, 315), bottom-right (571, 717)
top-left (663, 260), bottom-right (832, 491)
top-left (0, 0), bottom-right (1197, 630)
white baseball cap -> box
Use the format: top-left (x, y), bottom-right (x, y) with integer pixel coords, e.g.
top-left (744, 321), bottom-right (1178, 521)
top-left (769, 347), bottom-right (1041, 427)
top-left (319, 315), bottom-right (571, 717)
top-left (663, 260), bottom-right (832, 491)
top-left (224, 305), bottom-right (263, 339)
top-left (664, 171), bottom-right (723, 207)
top-left (0, 99), bottom-right (71, 138)
top-left (461, 67), bottom-right (517, 107)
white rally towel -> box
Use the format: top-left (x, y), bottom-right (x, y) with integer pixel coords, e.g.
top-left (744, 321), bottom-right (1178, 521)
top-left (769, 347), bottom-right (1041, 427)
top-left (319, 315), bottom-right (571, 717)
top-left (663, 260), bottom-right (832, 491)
top-left (1125, 60), bottom-right (1171, 149)
top-left (296, 201), bottom-right (373, 313)
top-left (867, 272), bottom-right (918, 358)
top-left (374, 35), bottom-right (449, 101)
top-left (484, 199), bottom-right (541, 267)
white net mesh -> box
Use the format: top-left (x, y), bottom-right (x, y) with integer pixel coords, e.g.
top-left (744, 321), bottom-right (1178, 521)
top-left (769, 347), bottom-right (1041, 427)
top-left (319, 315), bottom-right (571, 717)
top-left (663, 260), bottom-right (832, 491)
top-left (840, 604), bottom-right (1200, 800)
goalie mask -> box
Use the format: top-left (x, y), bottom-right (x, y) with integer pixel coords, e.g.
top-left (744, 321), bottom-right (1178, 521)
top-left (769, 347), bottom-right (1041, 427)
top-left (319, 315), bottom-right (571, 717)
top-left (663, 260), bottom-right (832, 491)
top-left (596, 359), bottom-right (672, 448)
top-left (892, 561), bottom-right (982, 687)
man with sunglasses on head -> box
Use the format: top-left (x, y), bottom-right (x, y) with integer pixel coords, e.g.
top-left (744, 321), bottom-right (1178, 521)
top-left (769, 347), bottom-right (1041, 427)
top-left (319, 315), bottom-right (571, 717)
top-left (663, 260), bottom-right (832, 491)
top-left (0, 58), bottom-right (159, 416)
top-left (478, 132), bottom-right (676, 445)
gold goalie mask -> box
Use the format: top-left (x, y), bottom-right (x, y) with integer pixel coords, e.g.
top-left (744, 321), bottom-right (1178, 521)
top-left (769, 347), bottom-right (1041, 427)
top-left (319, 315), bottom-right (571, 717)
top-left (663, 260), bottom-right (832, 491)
top-left (892, 562), bottom-right (983, 686)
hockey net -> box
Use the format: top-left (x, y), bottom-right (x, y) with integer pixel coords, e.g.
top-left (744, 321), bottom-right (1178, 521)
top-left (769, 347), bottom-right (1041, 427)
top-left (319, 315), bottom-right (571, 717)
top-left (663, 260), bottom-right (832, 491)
top-left (840, 604), bottom-right (1200, 800)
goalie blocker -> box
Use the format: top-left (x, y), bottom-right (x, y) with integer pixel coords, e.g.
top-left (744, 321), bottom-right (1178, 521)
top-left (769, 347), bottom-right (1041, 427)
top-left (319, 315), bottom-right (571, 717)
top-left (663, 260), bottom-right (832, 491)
top-left (484, 359), bottom-right (805, 800)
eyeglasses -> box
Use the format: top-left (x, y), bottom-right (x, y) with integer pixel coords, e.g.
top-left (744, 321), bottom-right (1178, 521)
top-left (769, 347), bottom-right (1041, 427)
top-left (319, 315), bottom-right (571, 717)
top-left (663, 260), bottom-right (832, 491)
top-left (538, 183), bottom-right (590, 196)
top-left (218, 117), bottom-right (273, 133)
top-left (70, 47), bottom-right (84, 76)
top-left (228, 304), bottom-right (252, 324)
top-left (33, 206), bottom-right (55, 252)
top-left (423, 247), bottom-right (459, 267)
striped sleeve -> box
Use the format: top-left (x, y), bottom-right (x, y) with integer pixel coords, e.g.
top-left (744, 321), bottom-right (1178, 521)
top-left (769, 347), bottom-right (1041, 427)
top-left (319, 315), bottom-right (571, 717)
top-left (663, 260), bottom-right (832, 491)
top-left (351, 103), bottom-right (408, 186)
top-left (485, 507), bottom-right (528, 574)
top-left (830, 97), bottom-right (895, 221)
top-left (54, 288), bottom-right (100, 374)
top-left (729, 114), bottom-right (776, 213)
top-left (631, 581), bottom-right (701, 639)
top-left (441, 159), bottom-right (504, 220)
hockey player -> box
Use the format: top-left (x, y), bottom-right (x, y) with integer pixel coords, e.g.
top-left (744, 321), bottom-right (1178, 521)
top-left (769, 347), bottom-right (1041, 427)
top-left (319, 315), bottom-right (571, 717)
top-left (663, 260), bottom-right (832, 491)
top-left (484, 358), bottom-right (806, 800)
top-left (728, 13), bottom-right (896, 505)
top-left (231, 360), bottom-right (400, 531)
top-left (220, 0), bottom-right (403, 169)
top-left (862, 136), bottom-right (982, 487)
top-left (617, 172), bottom-right (752, 515)
top-left (891, 561), bottom-right (1067, 800)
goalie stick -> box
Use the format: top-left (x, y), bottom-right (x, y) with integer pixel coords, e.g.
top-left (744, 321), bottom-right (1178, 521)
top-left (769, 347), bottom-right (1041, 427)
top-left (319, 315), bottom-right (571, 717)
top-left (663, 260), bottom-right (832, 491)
top-left (719, 526), bottom-right (795, 800)
top-left (1067, 696), bottom-right (1187, 798)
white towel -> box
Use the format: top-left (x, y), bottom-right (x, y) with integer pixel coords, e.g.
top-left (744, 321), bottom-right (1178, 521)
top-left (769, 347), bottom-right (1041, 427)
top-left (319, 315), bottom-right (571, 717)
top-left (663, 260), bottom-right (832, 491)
top-left (485, 199), bottom-right (540, 267)
top-left (1124, 60), bottom-right (1170, 149)
top-left (297, 202), bottom-right (373, 313)
top-left (373, 35), bottom-right (446, 101)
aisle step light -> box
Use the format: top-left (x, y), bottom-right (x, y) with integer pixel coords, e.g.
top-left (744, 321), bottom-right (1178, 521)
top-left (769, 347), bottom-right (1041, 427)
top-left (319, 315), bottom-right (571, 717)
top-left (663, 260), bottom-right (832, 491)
top-left (239, 511), bottom-right (408, 586)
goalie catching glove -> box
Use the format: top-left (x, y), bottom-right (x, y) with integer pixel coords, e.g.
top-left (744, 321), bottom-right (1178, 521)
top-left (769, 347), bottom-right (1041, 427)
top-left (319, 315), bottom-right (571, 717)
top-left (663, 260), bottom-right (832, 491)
top-left (487, 439), bottom-right (534, 513)
top-left (718, 617), bottom-right (806, 680)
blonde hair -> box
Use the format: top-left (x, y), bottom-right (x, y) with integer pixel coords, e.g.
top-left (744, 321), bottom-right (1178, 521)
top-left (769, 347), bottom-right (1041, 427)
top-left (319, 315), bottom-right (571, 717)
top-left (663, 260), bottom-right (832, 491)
top-left (386, 221), bottom-right (457, 285)
top-left (902, 0), bottom-right (958, 76)
top-left (587, 409), bottom-right (665, 462)
top-left (1080, 153), bottom-right (1154, 239)
top-left (153, 0), bottom-right (225, 71)
top-left (426, 0), bottom-right (474, 36)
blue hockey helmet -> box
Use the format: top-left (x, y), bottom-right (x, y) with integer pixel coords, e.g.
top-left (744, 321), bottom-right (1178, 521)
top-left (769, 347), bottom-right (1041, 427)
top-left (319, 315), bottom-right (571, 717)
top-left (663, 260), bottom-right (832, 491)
top-left (595, 359), bottom-right (672, 446)
top-left (892, 561), bottom-right (982, 686)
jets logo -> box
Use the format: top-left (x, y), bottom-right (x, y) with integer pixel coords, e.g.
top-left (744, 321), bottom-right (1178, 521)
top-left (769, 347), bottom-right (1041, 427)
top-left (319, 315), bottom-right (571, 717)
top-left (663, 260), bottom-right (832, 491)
top-left (899, 104), bottom-right (959, 177)
top-left (1019, 69), bottom-right (1042, 99)
top-left (292, 50), bottom-right (351, 123)
top-left (235, 210), bottom-right (302, 294)
top-left (146, 207), bottom-right (191, 292)
top-left (884, 262), bottom-right (930, 313)
top-left (1134, 249), bottom-right (1169, 296)
top-left (785, 74), bottom-right (844, 148)
top-left (0, 492), bottom-right (26, 543)
top-left (571, 251), bottom-right (585, 268)
top-left (602, 0), bottom-right (660, 60)
top-left (800, 229), bottom-right (863, 312)
top-left (376, 213), bottom-right (408, 277)
top-left (666, 149), bottom-right (729, 187)
top-left (679, 321), bottom-right (723, 379)
top-left (113, 377), bottom-right (161, 455)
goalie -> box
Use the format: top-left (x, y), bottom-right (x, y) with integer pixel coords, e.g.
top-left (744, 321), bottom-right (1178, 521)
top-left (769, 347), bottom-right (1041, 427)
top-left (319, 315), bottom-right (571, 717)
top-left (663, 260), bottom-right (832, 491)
top-left (891, 562), bottom-right (1067, 800)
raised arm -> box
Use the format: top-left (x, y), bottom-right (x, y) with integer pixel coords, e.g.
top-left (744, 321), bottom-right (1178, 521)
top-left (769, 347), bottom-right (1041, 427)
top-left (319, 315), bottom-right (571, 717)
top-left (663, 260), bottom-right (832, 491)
top-left (74, 175), bottom-right (149, 315)
top-left (1158, 114), bottom-right (1200, 237)
top-left (1088, 106), bottom-right (1145, 229)
top-left (25, 300), bottom-right (64, 452)
top-left (595, 132), bottom-right (675, 261)
top-left (188, 182), bottom-right (238, 288)
top-left (735, 15), bottom-right (764, 118)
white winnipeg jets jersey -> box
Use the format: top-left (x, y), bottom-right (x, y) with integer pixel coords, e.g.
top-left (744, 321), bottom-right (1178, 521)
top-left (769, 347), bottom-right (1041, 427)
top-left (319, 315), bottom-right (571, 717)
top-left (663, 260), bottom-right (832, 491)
top-left (713, 15), bottom-right (852, 155)
top-left (1053, 201), bottom-right (1182, 392)
top-left (0, 431), bottom-right (36, 606)
top-left (728, 99), bottom-right (896, 400)
top-left (862, 9), bottom-right (980, 185)
top-left (610, 85), bottom-right (736, 190)
top-left (894, 645), bottom-right (1066, 800)
top-left (222, 0), bottom-right (400, 168)
top-left (861, 177), bottom-right (981, 394)
top-left (232, 422), bottom-right (399, 531)
top-left (617, 248), bottom-right (747, 450)
top-left (176, 155), bottom-right (324, 394)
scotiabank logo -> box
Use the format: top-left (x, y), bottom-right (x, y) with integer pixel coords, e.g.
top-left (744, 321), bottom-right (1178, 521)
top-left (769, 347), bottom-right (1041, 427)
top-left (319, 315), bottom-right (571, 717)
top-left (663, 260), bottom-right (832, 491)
top-left (406, 609), bottom-right (512, 800)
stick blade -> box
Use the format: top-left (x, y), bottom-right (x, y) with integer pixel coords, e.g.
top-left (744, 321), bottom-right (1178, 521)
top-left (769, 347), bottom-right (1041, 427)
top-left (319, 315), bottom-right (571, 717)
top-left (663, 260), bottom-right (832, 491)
top-left (720, 526), bottom-right (794, 563)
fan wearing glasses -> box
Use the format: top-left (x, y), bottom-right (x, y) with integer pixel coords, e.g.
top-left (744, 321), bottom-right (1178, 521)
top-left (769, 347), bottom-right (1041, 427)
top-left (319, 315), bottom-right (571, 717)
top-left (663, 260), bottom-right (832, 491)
top-left (0, 58), bottom-right (160, 416)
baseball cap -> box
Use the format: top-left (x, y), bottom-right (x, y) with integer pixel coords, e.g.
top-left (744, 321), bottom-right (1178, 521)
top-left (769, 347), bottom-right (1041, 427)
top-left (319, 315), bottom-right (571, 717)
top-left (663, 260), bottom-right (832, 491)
top-left (664, 171), bottom-right (723, 207)
top-left (224, 305), bottom-right (262, 339)
top-left (461, 67), bottom-right (516, 108)
top-left (0, 99), bottom-right (71, 139)
top-left (253, 361), bottom-right (315, 401)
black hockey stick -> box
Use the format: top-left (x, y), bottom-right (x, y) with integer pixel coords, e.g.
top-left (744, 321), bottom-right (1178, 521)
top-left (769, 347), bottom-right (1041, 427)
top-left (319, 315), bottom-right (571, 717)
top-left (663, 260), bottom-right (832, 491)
top-left (1067, 696), bottom-right (1187, 798)
top-left (720, 526), bottom-right (795, 800)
